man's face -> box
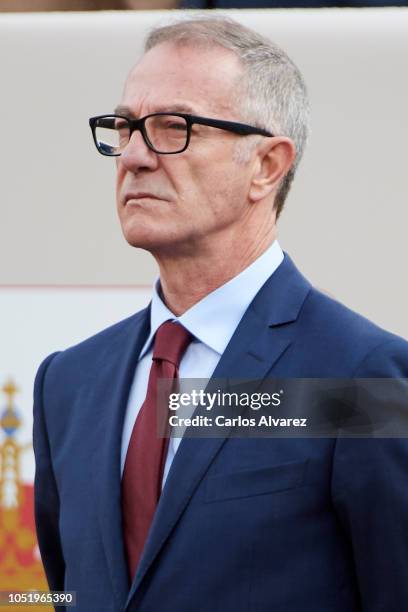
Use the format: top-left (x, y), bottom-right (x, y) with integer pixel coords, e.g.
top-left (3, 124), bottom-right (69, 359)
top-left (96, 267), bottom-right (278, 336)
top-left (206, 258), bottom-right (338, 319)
top-left (116, 42), bottom-right (257, 256)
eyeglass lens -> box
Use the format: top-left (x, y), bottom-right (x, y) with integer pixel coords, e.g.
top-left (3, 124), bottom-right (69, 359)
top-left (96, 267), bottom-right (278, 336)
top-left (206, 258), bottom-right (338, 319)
top-left (94, 114), bottom-right (189, 154)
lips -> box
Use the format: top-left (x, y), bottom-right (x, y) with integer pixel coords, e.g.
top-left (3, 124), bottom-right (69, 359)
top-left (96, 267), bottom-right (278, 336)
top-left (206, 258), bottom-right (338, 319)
top-left (125, 192), bottom-right (160, 203)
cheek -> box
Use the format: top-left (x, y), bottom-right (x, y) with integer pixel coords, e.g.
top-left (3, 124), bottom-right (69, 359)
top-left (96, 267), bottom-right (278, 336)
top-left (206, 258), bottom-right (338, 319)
top-left (183, 141), bottom-right (246, 196)
top-left (193, 153), bottom-right (249, 207)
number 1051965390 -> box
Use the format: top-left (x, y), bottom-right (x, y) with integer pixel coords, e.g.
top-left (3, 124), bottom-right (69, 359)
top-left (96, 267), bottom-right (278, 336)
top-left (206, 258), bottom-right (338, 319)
top-left (0, 591), bottom-right (75, 606)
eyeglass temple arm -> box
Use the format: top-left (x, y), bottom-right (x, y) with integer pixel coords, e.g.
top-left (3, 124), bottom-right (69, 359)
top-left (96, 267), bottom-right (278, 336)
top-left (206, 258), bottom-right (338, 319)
top-left (188, 115), bottom-right (273, 137)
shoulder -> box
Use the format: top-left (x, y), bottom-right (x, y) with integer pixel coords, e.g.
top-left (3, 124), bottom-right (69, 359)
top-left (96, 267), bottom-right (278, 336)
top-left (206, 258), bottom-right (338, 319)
top-left (35, 306), bottom-right (150, 387)
top-left (299, 287), bottom-right (408, 376)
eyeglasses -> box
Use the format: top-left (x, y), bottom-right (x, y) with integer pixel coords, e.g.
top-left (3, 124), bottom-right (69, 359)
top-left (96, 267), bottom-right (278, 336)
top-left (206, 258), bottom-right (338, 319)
top-left (89, 112), bottom-right (273, 156)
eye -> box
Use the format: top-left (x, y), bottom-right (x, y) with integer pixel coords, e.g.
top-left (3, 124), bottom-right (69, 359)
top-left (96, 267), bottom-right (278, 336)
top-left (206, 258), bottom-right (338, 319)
top-left (154, 118), bottom-right (188, 134)
top-left (146, 115), bottom-right (189, 141)
top-left (166, 121), bottom-right (188, 131)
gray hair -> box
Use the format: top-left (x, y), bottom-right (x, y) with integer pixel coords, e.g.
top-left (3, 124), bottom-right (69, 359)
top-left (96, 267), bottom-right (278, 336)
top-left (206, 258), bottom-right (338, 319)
top-left (145, 16), bottom-right (310, 217)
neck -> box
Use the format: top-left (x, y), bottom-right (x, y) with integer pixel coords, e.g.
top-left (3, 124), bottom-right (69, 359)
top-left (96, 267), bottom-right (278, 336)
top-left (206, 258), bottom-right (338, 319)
top-left (154, 225), bottom-right (277, 316)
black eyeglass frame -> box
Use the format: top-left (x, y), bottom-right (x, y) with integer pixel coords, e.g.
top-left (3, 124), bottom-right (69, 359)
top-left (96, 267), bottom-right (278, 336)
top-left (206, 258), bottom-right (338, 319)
top-left (89, 112), bottom-right (274, 156)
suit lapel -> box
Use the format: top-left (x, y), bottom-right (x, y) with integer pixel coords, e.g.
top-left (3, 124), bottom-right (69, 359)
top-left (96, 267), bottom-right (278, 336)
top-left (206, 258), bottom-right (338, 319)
top-left (90, 308), bottom-right (150, 609)
top-left (126, 255), bottom-right (311, 607)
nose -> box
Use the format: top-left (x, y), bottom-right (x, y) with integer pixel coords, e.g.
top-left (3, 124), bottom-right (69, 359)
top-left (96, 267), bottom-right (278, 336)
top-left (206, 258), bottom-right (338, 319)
top-left (119, 129), bottom-right (159, 173)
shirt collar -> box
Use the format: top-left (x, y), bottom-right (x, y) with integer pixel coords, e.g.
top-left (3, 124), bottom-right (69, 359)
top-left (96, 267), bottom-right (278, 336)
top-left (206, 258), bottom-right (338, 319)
top-left (139, 240), bottom-right (284, 359)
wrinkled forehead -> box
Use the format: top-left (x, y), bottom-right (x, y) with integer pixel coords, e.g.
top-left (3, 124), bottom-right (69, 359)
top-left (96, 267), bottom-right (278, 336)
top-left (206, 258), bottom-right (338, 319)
top-left (121, 41), bottom-right (244, 116)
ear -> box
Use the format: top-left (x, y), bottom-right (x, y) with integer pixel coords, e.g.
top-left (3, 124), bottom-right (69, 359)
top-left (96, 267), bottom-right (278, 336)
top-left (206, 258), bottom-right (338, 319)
top-left (248, 137), bottom-right (296, 203)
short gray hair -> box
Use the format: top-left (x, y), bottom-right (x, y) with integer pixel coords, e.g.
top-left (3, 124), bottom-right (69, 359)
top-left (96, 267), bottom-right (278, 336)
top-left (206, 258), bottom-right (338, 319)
top-left (145, 16), bottom-right (310, 217)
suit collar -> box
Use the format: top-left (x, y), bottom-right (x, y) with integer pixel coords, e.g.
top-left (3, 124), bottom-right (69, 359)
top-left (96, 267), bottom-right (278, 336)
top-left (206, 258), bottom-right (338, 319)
top-left (250, 251), bottom-right (312, 327)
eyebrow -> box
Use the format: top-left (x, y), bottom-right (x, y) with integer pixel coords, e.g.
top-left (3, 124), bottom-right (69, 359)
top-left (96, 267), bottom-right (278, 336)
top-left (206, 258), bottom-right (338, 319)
top-left (114, 103), bottom-right (198, 117)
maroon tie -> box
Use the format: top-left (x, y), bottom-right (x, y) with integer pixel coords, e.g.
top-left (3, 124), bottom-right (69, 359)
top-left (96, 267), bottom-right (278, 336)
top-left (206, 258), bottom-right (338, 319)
top-left (122, 321), bottom-right (192, 581)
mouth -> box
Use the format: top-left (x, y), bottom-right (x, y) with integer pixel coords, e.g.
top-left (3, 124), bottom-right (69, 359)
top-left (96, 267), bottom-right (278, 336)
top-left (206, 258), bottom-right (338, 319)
top-left (124, 192), bottom-right (162, 205)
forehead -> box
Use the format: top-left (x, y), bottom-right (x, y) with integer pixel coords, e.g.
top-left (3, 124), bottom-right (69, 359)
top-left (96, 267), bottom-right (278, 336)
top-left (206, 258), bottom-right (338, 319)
top-left (121, 41), bottom-right (243, 116)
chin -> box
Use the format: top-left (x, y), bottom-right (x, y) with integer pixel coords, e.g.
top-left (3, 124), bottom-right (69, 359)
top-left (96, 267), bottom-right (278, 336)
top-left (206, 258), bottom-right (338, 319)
top-left (121, 225), bottom-right (171, 252)
top-left (123, 228), bottom-right (198, 257)
top-left (123, 230), bottom-right (160, 251)
top-left (120, 214), bottom-right (197, 254)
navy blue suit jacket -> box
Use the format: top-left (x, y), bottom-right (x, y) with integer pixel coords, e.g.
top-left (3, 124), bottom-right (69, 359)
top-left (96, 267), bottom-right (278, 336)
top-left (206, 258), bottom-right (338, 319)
top-left (33, 254), bottom-right (408, 611)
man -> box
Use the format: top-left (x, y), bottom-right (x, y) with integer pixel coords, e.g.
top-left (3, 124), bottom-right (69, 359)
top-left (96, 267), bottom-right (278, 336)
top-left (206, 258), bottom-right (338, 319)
top-left (33, 16), bottom-right (408, 612)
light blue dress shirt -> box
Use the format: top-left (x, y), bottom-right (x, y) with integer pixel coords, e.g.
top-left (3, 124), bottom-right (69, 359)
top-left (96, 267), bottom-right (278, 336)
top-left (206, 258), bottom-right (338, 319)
top-left (121, 240), bottom-right (284, 486)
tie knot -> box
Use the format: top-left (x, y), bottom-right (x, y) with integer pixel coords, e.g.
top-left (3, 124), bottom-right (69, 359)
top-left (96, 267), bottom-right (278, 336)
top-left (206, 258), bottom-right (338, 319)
top-left (152, 321), bottom-right (192, 367)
